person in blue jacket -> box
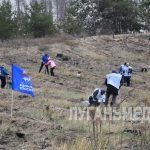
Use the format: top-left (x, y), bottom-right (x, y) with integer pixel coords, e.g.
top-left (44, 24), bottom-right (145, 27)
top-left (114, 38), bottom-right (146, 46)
top-left (39, 54), bottom-right (49, 74)
top-left (0, 66), bottom-right (9, 88)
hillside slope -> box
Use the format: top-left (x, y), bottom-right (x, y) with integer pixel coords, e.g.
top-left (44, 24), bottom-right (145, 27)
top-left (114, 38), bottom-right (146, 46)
top-left (0, 34), bottom-right (150, 150)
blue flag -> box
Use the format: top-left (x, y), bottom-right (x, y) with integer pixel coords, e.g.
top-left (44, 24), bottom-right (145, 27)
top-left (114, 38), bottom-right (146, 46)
top-left (12, 64), bottom-right (35, 97)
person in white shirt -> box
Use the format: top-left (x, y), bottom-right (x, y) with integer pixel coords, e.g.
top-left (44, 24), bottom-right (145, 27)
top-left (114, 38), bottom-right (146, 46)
top-left (122, 63), bottom-right (132, 86)
top-left (105, 70), bottom-right (123, 106)
top-left (89, 88), bottom-right (106, 106)
top-left (119, 62), bottom-right (126, 75)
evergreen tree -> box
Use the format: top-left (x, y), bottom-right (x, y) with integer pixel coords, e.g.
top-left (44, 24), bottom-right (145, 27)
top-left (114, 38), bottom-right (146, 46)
top-left (62, 0), bottom-right (82, 34)
top-left (77, 0), bottom-right (101, 35)
top-left (0, 1), bottom-right (15, 40)
top-left (13, 5), bottom-right (31, 36)
top-left (139, 0), bottom-right (150, 31)
top-left (100, 0), bottom-right (140, 34)
top-left (29, 1), bottom-right (55, 37)
top-left (63, 0), bottom-right (141, 35)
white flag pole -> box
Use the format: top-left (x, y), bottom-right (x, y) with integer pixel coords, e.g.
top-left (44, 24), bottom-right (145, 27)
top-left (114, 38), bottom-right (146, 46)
top-left (11, 90), bottom-right (14, 118)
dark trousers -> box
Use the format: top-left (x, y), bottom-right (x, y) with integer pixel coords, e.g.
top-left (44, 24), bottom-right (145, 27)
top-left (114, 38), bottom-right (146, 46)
top-left (105, 84), bottom-right (118, 106)
top-left (0, 76), bottom-right (6, 88)
top-left (39, 62), bottom-right (49, 75)
top-left (89, 96), bottom-right (100, 106)
top-left (50, 67), bottom-right (55, 76)
top-left (123, 76), bottom-right (131, 86)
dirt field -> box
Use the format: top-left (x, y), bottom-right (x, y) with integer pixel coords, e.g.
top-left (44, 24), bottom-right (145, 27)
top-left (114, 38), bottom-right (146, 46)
top-left (0, 33), bottom-right (150, 150)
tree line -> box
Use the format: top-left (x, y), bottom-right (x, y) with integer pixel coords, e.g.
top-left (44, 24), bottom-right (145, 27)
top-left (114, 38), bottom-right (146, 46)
top-left (0, 0), bottom-right (149, 40)
top-left (63, 0), bottom-right (150, 35)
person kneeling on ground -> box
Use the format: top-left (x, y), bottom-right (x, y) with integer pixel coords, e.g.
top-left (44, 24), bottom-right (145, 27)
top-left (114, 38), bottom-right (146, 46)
top-left (105, 70), bottom-right (123, 107)
top-left (0, 65), bottom-right (9, 88)
top-left (89, 88), bottom-right (106, 106)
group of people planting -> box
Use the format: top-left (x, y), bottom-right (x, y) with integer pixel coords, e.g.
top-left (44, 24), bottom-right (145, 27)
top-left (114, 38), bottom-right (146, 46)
top-left (89, 62), bottom-right (133, 107)
top-left (0, 53), bottom-right (133, 108)
top-left (0, 53), bottom-right (57, 89)
top-left (39, 53), bottom-right (56, 76)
